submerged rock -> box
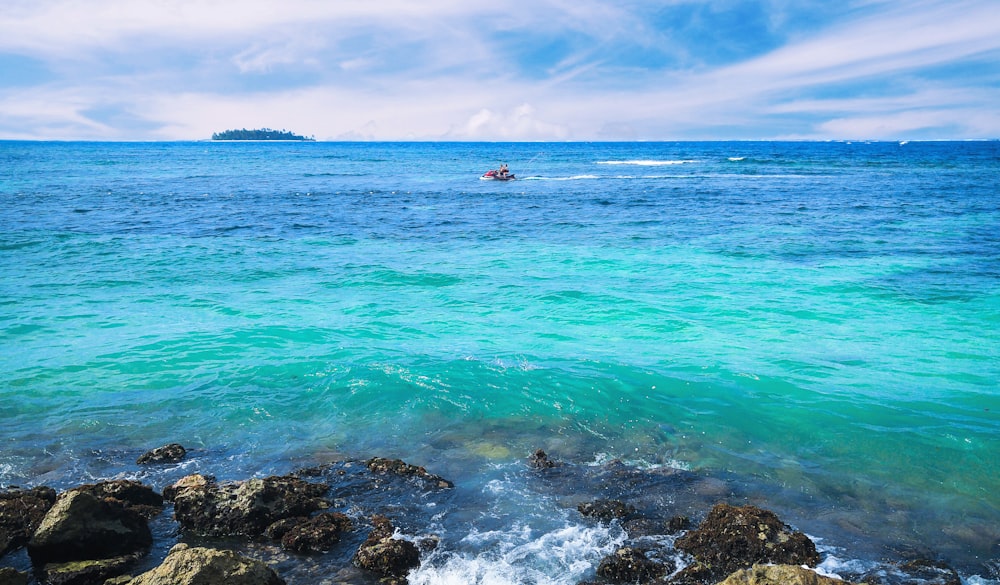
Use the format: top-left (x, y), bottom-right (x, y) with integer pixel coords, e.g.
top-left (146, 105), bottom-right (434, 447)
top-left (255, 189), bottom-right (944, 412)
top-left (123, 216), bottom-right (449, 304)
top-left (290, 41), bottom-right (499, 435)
top-left (136, 444), bottom-right (187, 465)
top-left (278, 512), bottom-right (353, 553)
top-left (528, 449), bottom-right (559, 469)
top-left (0, 486), bottom-right (56, 557)
top-left (366, 457), bottom-right (454, 489)
top-left (674, 503), bottom-right (819, 583)
top-left (27, 490), bottom-right (152, 565)
top-left (166, 474), bottom-right (330, 537)
top-left (578, 499), bottom-right (636, 522)
top-left (126, 544), bottom-right (285, 585)
top-left (353, 515), bottom-right (421, 584)
top-left (717, 564), bottom-right (858, 585)
top-left (596, 546), bottom-right (672, 583)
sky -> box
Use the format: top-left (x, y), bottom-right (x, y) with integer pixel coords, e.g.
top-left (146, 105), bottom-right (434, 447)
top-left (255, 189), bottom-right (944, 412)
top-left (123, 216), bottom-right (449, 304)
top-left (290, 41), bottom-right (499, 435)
top-left (1, 0), bottom-right (998, 141)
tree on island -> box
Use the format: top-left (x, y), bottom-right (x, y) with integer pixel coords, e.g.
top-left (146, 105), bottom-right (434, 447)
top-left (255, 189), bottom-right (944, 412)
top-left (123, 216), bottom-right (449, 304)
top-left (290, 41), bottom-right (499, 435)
top-left (211, 128), bottom-right (315, 141)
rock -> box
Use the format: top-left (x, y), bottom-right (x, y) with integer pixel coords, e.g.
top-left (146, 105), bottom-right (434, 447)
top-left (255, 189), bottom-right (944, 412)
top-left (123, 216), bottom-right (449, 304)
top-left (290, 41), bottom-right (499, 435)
top-left (167, 474), bottom-right (330, 537)
top-left (674, 503), bottom-right (819, 583)
top-left (0, 567), bottom-right (29, 585)
top-left (126, 543), bottom-right (285, 585)
top-left (27, 490), bottom-right (152, 564)
top-left (137, 444), bottom-right (187, 465)
top-left (40, 553), bottom-right (143, 585)
top-left (353, 515), bottom-right (420, 584)
top-left (894, 559), bottom-right (961, 585)
top-left (528, 449), bottom-right (559, 469)
top-left (595, 546), bottom-right (671, 583)
top-left (262, 517), bottom-right (306, 541)
top-left (366, 457), bottom-right (454, 489)
top-left (622, 515), bottom-right (690, 537)
top-left (0, 486), bottom-right (56, 556)
top-left (71, 480), bottom-right (164, 519)
top-left (577, 499), bottom-right (636, 522)
top-left (279, 512), bottom-right (353, 553)
top-left (717, 564), bottom-right (858, 585)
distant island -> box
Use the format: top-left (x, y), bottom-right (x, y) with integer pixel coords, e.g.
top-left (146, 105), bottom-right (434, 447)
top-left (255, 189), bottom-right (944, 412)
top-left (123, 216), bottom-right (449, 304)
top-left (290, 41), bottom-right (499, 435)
top-left (211, 128), bottom-right (314, 141)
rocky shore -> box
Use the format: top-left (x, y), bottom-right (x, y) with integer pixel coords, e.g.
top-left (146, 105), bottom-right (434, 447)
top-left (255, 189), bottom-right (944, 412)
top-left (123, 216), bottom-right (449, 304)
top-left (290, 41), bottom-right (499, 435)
top-left (0, 445), bottom-right (968, 585)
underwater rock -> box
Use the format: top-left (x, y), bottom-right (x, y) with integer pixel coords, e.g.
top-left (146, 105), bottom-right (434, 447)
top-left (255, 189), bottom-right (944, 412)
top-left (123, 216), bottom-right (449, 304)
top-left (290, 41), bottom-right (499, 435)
top-left (166, 474), bottom-right (330, 537)
top-left (596, 546), bottom-right (672, 583)
top-left (40, 552), bottom-right (144, 585)
top-left (0, 486), bottom-right (56, 557)
top-left (126, 543), bottom-right (285, 585)
top-left (365, 457), bottom-right (454, 489)
top-left (27, 490), bottom-right (152, 564)
top-left (622, 515), bottom-right (691, 538)
top-left (353, 515), bottom-right (420, 584)
top-left (673, 503), bottom-right (819, 583)
top-left (278, 512), bottom-right (353, 553)
top-left (71, 480), bottom-right (164, 519)
top-left (578, 499), bottom-right (637, 522)
top-left (717, 564), bottom-right (858, 585)
top-left (136, 443), bottom-right (187, 465)
top-left (528, 449), bottom-right (559, 469)
top-left (0, 567), bottom-right (29, 585)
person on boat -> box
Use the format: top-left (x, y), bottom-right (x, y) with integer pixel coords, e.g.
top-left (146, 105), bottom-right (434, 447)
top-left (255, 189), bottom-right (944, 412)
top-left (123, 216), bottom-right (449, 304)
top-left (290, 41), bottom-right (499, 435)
top-left (499, 163), bottom-right (509, 178)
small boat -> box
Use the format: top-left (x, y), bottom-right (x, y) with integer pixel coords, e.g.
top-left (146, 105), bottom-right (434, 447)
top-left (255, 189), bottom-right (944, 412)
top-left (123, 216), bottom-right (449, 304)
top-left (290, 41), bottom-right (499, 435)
top-left (481, 168), bottom-right (515, 181)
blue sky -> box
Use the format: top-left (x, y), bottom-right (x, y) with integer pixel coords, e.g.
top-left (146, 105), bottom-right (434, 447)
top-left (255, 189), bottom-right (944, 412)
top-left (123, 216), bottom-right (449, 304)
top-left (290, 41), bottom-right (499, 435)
top-left (1, 0), bottom-right (998, 140)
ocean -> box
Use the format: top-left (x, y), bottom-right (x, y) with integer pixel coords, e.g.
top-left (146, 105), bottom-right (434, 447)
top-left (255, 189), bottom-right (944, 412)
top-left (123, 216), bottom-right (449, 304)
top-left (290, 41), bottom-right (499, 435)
top-left (1, 140), bottom-right (998, 583)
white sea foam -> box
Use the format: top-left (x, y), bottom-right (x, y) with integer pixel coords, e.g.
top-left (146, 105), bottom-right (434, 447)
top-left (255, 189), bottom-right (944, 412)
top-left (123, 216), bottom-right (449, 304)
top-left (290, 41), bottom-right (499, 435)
top-left (728, 157), bottom-right (746, 161)
top-left (596, 160), bottom-right (697, 166)
top-left (408, 523), bottom-right (626, 585)
top-left (521, 175), bottom-right (600, 181)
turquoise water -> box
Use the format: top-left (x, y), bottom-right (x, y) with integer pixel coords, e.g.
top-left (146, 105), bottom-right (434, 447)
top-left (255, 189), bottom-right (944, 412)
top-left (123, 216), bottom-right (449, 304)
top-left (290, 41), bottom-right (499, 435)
top-left (1, 141), bottom-right (999, 581)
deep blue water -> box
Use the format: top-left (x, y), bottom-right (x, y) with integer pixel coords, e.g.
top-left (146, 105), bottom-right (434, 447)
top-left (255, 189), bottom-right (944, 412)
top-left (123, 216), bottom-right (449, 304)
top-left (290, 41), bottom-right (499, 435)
top-left (1, 141), bottom-right (999, 583)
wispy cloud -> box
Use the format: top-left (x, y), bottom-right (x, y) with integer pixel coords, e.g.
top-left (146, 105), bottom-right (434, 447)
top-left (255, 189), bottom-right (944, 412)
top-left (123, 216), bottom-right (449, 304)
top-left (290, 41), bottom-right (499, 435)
top-left (0, 0), bottom-right (998, 140)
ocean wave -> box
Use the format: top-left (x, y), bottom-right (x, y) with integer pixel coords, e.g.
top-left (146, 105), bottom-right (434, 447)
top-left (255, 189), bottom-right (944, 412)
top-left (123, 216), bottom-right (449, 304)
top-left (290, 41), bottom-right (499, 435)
top-left (728, 157), bottom-right (746, 161)
top-left (596, 160), bottom-right (697, 166)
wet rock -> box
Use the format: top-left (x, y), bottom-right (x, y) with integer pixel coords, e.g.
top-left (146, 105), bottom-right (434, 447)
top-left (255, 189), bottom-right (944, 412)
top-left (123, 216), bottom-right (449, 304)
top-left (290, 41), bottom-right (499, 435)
top-left (578, 499), bottom-right (636, 522)
top-left (126, 543), bottom-right (285, 585)
top-left (27, 490), bottom-right (152, 565)
top-left (622, 515), bottom-right (690, 538)
top-left (717, 564), bottom-right (858, 585)
top-left (353, 515), bottom-right (420, 584)
top-left (528, 449), bottom-right (559, 469)
top-left (0, 567), bottom-right (29, 585)
top-left (136, 443), bottom-right (187, 465)
top-left (166, 474), bottom-right (330, 537)
top-left (894, 559), bottom-right (961, 585)
top-left (0, 486), bottom-right (56, 557)
top-left (279, 512), bottom-right (353, 553)
top-left (262, 517), bottom-right (306, 541)
top-left (596, 546), bottom-right (671, 583)
top-left (366, 457), bottom-right (454, 489)
top-left (40, 553), bottom-right (143, 585)
top-left (71, 480), bottom-right (164, 519)
top-left (673, 503), bottom-right (819, 583)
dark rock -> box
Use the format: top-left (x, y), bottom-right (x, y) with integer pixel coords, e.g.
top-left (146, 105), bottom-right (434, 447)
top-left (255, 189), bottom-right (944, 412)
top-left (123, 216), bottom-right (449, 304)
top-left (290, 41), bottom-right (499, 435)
top-left (27, 490), bottom-right (152, 564)
top-left (622, 515), bottom-right (691, 538)
top-left (366, 457), bottom-right (454, 489)
top-left (0, 567), bottom-right (29, 585)
top-left (126, 543), bottom-right (285, 585)
top-left (673, 503), bottom-right (819, 583)
top-left (896, 559), bottom-right (961, 585)
top-left (279, 512), bottom-right (353, 553)
top-left (528, 449), bottom-right (559, 469)
top-left (40, 552), bottom-right (143, 585)
top-left (263, 517), bottom-right (307, 541)
top-left (0, 486), bottom-right (56, 557)
top-left (577, 499), bottom-right (636, 522)
top-left (167, 474), bottom-right (330, 537)
top-left (353, 515), bottom-right (420, 584)
top-left (71, 480), bottom-right (163, 519)
top-left (136, 443), bottom-right (187, 465)
top-left (596, 546), bottom-right (671, 583)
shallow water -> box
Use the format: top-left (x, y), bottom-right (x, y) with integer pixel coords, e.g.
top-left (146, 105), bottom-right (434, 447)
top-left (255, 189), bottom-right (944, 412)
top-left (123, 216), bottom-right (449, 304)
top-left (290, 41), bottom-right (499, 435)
top-left (1, 140), bottom-right (999, 582)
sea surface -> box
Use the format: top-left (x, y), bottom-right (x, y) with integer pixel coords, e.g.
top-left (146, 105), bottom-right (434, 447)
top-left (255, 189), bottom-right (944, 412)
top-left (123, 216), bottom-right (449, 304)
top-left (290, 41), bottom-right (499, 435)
top-left (1, 140), bottom-right (998, 583)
